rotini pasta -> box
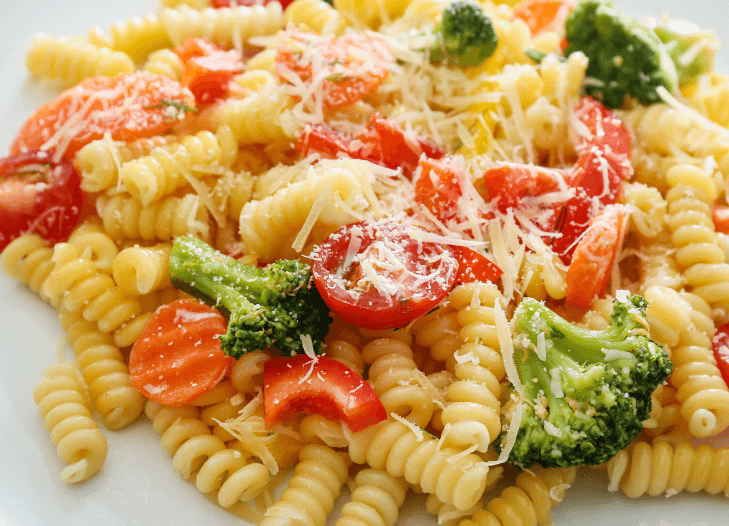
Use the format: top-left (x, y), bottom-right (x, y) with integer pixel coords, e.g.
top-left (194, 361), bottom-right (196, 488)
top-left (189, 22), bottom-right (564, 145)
top-left (32, 362), bottom-right (108, 483)
top-left (112, 243), bottom-right (172, 294)
top-left (335, 468), bottom-right (408, 526)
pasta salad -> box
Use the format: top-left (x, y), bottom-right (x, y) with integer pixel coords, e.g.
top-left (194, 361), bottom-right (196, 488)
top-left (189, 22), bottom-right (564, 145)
top-left (1, 0), bottom-right (728, 525)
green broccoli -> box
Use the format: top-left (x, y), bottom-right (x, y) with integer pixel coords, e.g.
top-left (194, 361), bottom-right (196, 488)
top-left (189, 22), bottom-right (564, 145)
top-left (497, 294), bottom-right (673, 469)
top-left (651, 18), bottom-right (719, 87)
top-left (565, 0), bottom-right (677, 108)
top-left (168, 236), bottom-right (331, 359)
top-left (430, 1), bottom-right (498, 67)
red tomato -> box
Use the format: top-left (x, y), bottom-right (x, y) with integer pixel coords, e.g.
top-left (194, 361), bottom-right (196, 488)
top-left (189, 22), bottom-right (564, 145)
top-left (263, 355), bottom-right (387, 432)
top-left (574, 96), bottom-right (632, 159)
top-left (212, 0), bottom-right (294, 7)
top-left (479, 164), bottom-right (571, 213)
top-left (713, 206), bottom-right (729, 234)
top-left (0, 150), bottom-right (83, 251)
top-left (311, 220), bottom-right (458, 329)
top-left (275, 28), bottom-right (393, 110)
top-left (129, 299), bottom-right (232, 405)
top-left (414, 157), bottom-right (466, 224)
top-left (10, 73), bottom-right (196, 158)
top-left (564, 204), bottom-right (626, 309)
top-left (174, 38), bottom-right (243, 105)
top-left (296, 115), bottom-right (443, 177)
top-left (450, 246), bottom-right (503, 284)
top-left (711, 322), bottom-right (729, 387)
top-left (511, 0), bottom-right (575, 36)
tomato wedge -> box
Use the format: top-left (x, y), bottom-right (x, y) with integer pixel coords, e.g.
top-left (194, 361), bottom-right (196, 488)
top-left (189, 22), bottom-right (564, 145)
top-left (574, 96), bottom-right (632, 160)
top-left (263, 355), bottom-right (387, 432)
top-left (414, 157), bottom-right (466, 224)
top-left (275, 28), bottom-right (393, 110)
top-left (564, 204), bottom-right (627, 309)
top-left (10, 73), bottom-right (196, 158)
top-left (479, 164), bottom-right (571, 214)
top-left (713, 206), bottom-right (729, 234)
top-left (311, 220), bottom-right (458, 329)
top-left (0, 150), bottom-right (83, 252)
top-left (711, 322), bottom-right (729, 387)
top-left (511, 0), bottom-right (575, 36)
top-left (174, 38), bottom-right (244, 105)
top-left (296, 115), bottom-right (443, 177)
top-left (450, 246), bottom-right (503, 284)
top-left (129, 299), bottom-right (232, 405)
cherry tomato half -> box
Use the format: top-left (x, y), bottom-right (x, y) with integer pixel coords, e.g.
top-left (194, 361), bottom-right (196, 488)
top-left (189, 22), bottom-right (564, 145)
top-left (0, 150), bottom-right (83, 251)
top-left (311, 220), bottom-right (458, 329)
top-left (712, 321), bottom-right (729, 388)
top-left (174, 38), bottom-right (244, 105)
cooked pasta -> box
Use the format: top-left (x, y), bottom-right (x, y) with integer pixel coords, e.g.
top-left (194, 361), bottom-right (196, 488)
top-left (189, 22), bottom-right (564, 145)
top-left (25, 34), bottom-right (134, 85)
top-left (286, 0), bottom-right (349, 35)
top-left (1, 234), bottom-right (59, 306)
top-left (67, 220), bottom-right (119, 274)
top-left (142, 48), bottom-right (185, 80)
top-left (607, 440), bottom-right (729, 498)
top-left (335, 468), bottom-right (408, 526)
top-left (106, 14), bottom-right (172, 62)
top-left (32, 362), bottom-right (108, 483)
top-left (112, 243), bottom-right (172, 294)
top-left (213, 91), bottom-right (297, 145)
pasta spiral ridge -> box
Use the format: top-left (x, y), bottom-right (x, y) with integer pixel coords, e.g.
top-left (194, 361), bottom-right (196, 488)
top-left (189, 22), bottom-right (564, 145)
top-left (106, 13), bottom-right (172, 61)
top-left (162, 3), bottom-right (285, 48)
top-left (439, 283), bottom-right (506, 451)
top-left (665, 164), bottom-right (729, 309)
top-left (146, 400), bottom-right (271, 508)
top-left (43, 243), bottom-right (150, 348)
top-left (1, 234), bottom-right (59, 307)
top-left (348, 419), bottom-right (490, 511)
top-left (96, 192), bottom-right (212, 243)
top-left (667, 291), bottom-right (729, 437)
top-left (362, 338), bottom-right (435, 428)
top-left (261, 444), bottom-right (349, 526)
top-left (413, 305), bottom-right (461, 363)
top-left (76, 134), bottom-right (174, 193)
top-left (239, 161), bottom-right (376, 261)
top-left (67, 220), bottom-right (119, 274)
top-left (334, 468), bottom-right (408, 526)
top-left (229, 349), bottom-right (272, 396)
top-left (285, 0), bottom-right (348, 35)
top-left (607, 440), bottom-right (729, 498)
top-left (60, 311), bottom-right (145, 429)
top-left (25, 34), bottom-right (134, 85)
top-left (142, 48), bottom-right (184, 80)
top-left (458, 467), bottom-right (579, 526)
top-left (32, 363), bottom-right (108, 483)
top-left (120, 127), bottom-right (238, 206)
top-left (214, 91), bottom-right (297, 146)
top-left (112, 243), bottom-right (172, 294)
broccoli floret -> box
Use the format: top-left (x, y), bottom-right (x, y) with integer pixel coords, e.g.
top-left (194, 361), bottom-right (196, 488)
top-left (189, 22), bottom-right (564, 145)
top-left (498, 294), bottom-right (672, 469)
top-left (651, 19), bottom-right (719, 87)
top-left (430, 1), bottom-right (498, 67)
top-left (565, 0), bottom-right (678, 108)
top-left (169, 236), bottom-right (331, 359)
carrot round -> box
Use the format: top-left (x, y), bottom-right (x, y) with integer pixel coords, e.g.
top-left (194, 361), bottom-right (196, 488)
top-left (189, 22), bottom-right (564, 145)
top-left (129, 299), bottom-right (232, 405)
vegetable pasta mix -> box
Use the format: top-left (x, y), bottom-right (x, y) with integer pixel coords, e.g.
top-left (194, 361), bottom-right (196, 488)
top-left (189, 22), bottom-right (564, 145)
top-left (2, 0), bottom-right (729, 525)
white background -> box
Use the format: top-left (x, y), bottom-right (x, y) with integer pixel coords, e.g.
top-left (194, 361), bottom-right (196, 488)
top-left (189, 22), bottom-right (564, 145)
top-left (0, 1), bottom-right (728, 525)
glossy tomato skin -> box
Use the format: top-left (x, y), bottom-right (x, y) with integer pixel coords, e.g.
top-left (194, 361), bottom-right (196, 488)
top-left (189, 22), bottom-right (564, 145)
top-left (712, 322), bottom-right (729, 387)
top-left (414, 157), bottom-right (464, 224)
top-left (450, 246), bottom-right (503, 284)
top-left (174, 38), bottom-right (243, 105)
top-left (0, 150), bottom-right (83, 251)
top-left (263, 355), bottom-right (387, 432)
top-left (311, 221), bottom-right (458, 330)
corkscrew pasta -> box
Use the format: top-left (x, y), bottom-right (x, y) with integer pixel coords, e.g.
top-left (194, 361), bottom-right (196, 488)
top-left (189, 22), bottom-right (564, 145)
top-left (4, 0), bottom-right (729, 525)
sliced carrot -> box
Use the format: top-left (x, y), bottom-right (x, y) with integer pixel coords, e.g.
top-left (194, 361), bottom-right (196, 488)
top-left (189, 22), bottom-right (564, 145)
top-left (713, 205), bottom-right (729, 234)
top-left (565, 204), bottom-right (627, 310)
top-left (129, 299), bottom-right (232, 405)
top-left (511, 0), bottom-right (575, 36)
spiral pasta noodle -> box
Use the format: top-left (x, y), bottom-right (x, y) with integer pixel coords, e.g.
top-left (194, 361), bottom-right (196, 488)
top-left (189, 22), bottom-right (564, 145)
top-left (362, 338), bottom-right (435, 428)
top-left (348, 418), bottom-right (491, 511)
top-left (142, 48), bottom-right (184, 80)
top-left (261, 444), bottom-right (349, 526)
top-left (25, 34), bottom-right (134, 85)
top-left (229, 350), bottom-right (272, 396)
top-left (213, 91), bottom-right (298, 146)
top-left (1, 234), bottom-right (59, 306)
top-left (607, 440), bottom-right (729, 498)
top-left (96, 192), bottom-right (212, 243)
top-left (112, 243), bottom-right (172, 294)
top-left (76, 134), bottom-right (175, 193)
top-left (438, 283), bottom-right (506, 451)
top-left (665, 164), bottom-right (729, 310)
top-left (286, 0), bottom-right (349, 35)
top-left (238, 160), bottom-right (376, 261)
top-left (60, 311), bottom-right (145, 429)
top-left (67, 220), bottom-right (119, 274)
top-left (620, 182), bottom-right (667, 239)
top-left (32, 362), bottom-right (108, 483)
top-left (335, 468), bottom-right (408, 526)
top-left (106, 14), bottom-right (172, 62)
top-left (458, 467), bottom-right (579, 526)
top-left (162, 3), bottom-right (285, 48)
top-left (413, 305), bottom-right (461, 363)
top-left (120, 127), bottom-right (238, 206)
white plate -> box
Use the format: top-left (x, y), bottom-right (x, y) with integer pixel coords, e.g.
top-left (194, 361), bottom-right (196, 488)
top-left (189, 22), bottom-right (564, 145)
top-left (0, 1), bottom-right (727, 525)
